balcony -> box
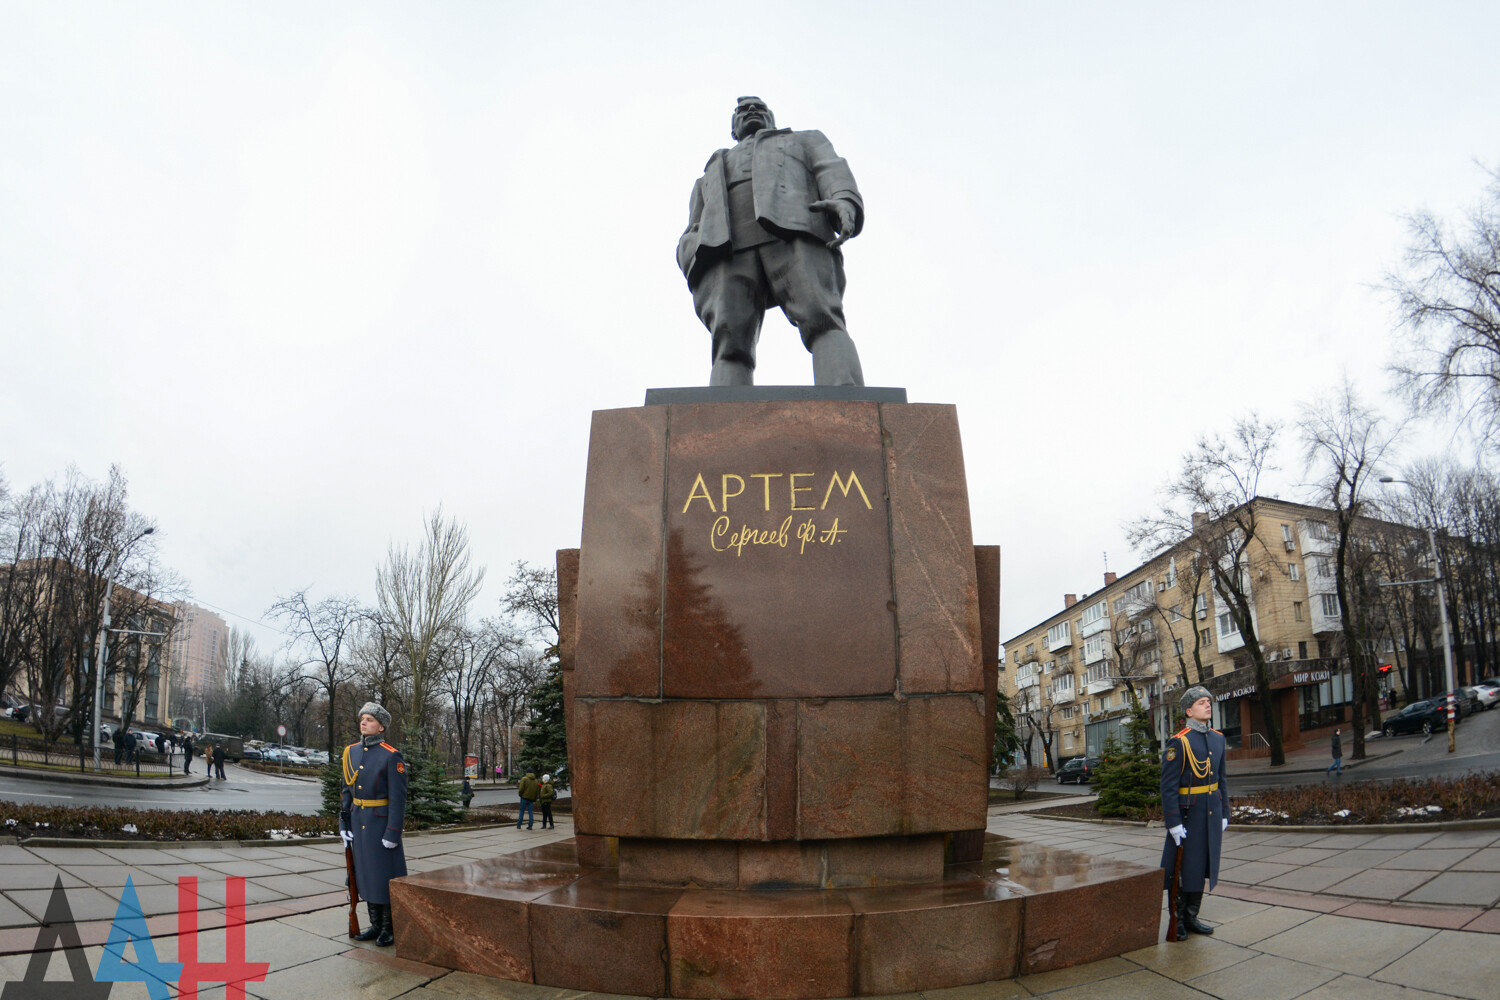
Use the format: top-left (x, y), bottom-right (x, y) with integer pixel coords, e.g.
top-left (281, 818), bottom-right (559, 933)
top-left (1084, 676), bottom-right (1116, 696)
top-left (1046, 631), bottom-right (1072, 652)
top-left (1017, 672), bottom-right (1040, 690)
top-left (1049, 686), bottom-right (1076, 705)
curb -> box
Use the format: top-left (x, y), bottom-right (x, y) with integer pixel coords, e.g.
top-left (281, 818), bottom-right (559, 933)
top-left (1246, 748), bottom-right (1404, 775)
top-left (3, 820), bottom-right (527, 851)
top-left (0, 764), bottom-right (209, 790)
top-left (1024, 811), bottom-right (1500, 834)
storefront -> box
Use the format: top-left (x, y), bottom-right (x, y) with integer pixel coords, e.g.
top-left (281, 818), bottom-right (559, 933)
top-left (1168, 659), bottom-right (1351, 755)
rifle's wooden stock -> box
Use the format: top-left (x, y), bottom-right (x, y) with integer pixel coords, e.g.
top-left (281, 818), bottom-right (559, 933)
top-left (345, 843), bottom-right (361, 938)
top-left (1167, 841), bottom-right (1184, 942)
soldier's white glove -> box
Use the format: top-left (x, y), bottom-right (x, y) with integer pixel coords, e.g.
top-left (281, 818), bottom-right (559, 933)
top-left (382, 838), bottom-right (397, 849)
top-left (341, 830), bottom-right (353, 846)
top-left (1222, 818), bottom-right (1229, 832)
top-left (1169, 825), bottom-right (1187, 845)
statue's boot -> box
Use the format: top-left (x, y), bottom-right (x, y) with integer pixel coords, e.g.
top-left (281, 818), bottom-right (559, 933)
top-left (1183, 892), bottom-right (1216, 935)
top-left (809, 329), bottom-right (864, 386)
top-left (354, 903), bottom-right (382, 942)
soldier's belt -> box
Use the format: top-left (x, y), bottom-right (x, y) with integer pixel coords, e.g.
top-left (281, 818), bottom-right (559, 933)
top-left (352, 797), bottom-right (388, 808)
top-left (1178, 783), bottom-right (1219, 795)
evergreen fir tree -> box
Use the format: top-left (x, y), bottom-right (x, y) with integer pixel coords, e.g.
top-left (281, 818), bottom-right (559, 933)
top-left (993, 688), bottom-right (1020, 772)
top-left (516, 663), bottom-right (568, 789)
top-left (319, 757), bottom-right (343, 819)
top-left (1093, 698), bottom-right (1162, 818)
top-left (402, 744), bottom-right (463, 827)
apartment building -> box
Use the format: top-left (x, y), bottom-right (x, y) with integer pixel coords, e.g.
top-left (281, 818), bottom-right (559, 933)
top-left (1000, 497), bottom-right (1412, 765)
top-left (169, 602), bottom-right (229, 696)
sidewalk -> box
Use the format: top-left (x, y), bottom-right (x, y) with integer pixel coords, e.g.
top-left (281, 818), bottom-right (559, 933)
top-left (0, 806), bottom-right (1495, 999)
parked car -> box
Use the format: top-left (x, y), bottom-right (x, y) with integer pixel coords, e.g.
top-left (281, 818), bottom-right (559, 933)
top-left (1381, 699), bottom-right (1456, 737)
top-left (1440, 691), bottom-right (1474, 719)
top-left (1056, 757), bottom-right (1098, 784)
top-left (240, 745), bottom-right (264, 761)
top-left (1471, 683), bottom-right (1500, 710)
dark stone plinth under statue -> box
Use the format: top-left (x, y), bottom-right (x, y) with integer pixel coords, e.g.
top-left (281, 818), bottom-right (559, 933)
top-left (389, 397), bottom-right (1161, 997)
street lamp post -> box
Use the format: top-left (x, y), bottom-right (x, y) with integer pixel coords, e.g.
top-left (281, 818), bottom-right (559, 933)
top-left (91, 527), bottom-right (154, 770)
top-left (1378, 477), bottom-right (1458, 754)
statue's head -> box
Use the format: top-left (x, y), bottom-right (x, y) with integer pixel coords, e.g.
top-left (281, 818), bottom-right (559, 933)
top-left (731, 97), bottom-right (775, 141)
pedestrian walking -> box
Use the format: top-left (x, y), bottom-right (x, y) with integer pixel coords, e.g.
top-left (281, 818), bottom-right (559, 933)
top-left (212, 742), bottom-right (227, 780)
top-left (538, 773), bottom-right (556, 829)
top-left (1326, 728), bottom-right (1343, 776)
top-left (461, 776), bottom-right (473, 809)
top-left (182, 734), bottom-right (193, 775)
top-left (516, 772), bottom-right (539, 830)
top-left (125, 729), bottom-right (138, 765)
top-left (111, 727), bottom-right (123, 765)
top-left (1161, 686), bottom-right (1228, 941)
top-left (339, 702), bottom-right (408, 947)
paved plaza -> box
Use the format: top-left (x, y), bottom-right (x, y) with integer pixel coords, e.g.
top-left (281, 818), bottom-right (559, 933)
top-left (0, 805), bottom-right (1496, 999)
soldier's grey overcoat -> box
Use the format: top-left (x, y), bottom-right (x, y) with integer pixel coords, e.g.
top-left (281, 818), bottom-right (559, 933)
top-left (340, 737), bottom-right (409, 905)
top-left (1159, 725), bottom-right (1229, 892)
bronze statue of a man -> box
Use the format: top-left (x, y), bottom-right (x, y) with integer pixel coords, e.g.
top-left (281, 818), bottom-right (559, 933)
top-left (677, 97), bottom-right (865, 386)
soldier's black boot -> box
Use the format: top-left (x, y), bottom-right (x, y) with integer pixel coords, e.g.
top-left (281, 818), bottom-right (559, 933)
top-left (1174, 893), bottom-right (1189, 941)
top-left (354, 902), bottom-right (382, 941)
top-left (376, 905), bottom-right (395, 947)
top-left (1183, 892), bottom-right (1215, 935)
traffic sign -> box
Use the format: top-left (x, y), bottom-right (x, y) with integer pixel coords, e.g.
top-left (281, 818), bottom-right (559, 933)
top-left (276, 724), bottom-right (287, 737)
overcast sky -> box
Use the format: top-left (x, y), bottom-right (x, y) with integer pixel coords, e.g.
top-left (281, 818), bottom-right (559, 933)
top-left (3, 2), bottom-right (1495, 655)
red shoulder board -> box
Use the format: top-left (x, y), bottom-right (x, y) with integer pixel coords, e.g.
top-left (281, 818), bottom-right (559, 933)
top-left (1211, 728), bottom-right (1222, 734)
top-left (380, 742), bottom-right (397, 752)
top-left (346, 742), bottom-right (360, 750)
top-left (1175, 727), bottom-right (1190, 737)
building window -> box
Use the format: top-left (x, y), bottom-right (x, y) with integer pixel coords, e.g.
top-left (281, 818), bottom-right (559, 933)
top-left (1169, 604), bottom-right (1183, 622)
top-left (1079, 600), bottom-right (1108, 628)
top-left (1320, 593), bottom-right (1340, 618)
top-left (1314, 555), bottom-right (1333, 578)
top-left (1173, 638), bottom-right (1184, 655)
top-left (1167, 558), bottom-right (1177, 589)
top-left (1309, 521), bottom-right (1333, 541)
top-left (1293, 601), bottom-right (1303, 621)
top-left (1046, 620), bottom-right (1071, 648)
top-left (1195, 594), bottom-right (1207, 618)
top-left (1199, 628), bottom-right (1211, 645)
top-left (1217, 611), bottom-right (1238, 638)
top-left (1025, 643), bottom-right (1035, 658)
top-left (1298, 641), bottom-right (1308, 659)
top-left (1281, 523), bottom-right (1293, 543)
top-left (1288, 563), bottom-right (1300, 581)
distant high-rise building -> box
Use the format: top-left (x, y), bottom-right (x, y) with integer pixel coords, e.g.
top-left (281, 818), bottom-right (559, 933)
top-left (170, 603), bottom-right (229, 696)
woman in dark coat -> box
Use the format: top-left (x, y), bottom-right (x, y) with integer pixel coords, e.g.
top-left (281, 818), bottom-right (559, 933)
top-left (339, 702), bottom-right (408, 946)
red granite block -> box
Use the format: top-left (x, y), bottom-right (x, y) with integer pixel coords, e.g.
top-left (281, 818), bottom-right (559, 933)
top-left (575, 406), bottom-right (667, 698)
top-left (903, 694), bottom-right (990, 832)
top-left (619, 839), bottom-right (738, 889)
top-left (880, 403), bottom-right (983, 695)
top-left (390, 859), bottom-right (584, 980)
top-left (574, 834), bottom-right (616, 868)
top-left (1020, 869), bottom-right (1160, 974)
top-left (975, 544), bottom-right (1000, 770)
top-left (797, 698), bottom-right (904, 839)
top-left (946, 829), bottom-right (987, 864)
top-left (556, 548), bottom-right (579, 672)
top-left (737, 841), bottom-right (824, 890)
top-left (530, 872), bottom-right (680, 995)
top-left (825, 835), bottom-right (945, 887)
top-left (668, 889), bottom-right (856, 999)
top-left (661, 400), bottom-right (897, 699)
top-left (765, 699), bottom-right (799, 840)
top-left (572, 699), bottom-right (767, 840)
top-left (848, 881), bottom-right (1022, 992)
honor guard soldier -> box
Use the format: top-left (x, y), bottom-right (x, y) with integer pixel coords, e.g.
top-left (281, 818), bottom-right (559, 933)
top-left (1160, 685), bottom-right (1228, 940)
top-left (340, 702), bottom-right (408, 946)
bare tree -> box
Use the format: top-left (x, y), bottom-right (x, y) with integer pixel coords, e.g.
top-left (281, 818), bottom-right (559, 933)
top-left (502, 561), bottom-right (560, 651)
top-left (1299, 380), bottom-right (1403, 759)
top-left (266, 590), bottom-right (365, 755)
top-left (444, 618), bottom-right (520, 765)
top-left (1388, 166), bottom-right (1500, 446)
top-left (1130, 416), bottom-right (1289, 765)
top-left (375, 508), bottom-right (485, 740)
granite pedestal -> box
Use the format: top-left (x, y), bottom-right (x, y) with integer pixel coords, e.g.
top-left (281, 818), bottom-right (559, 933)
top-left (392, 394), bottom-right (1160, 996)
